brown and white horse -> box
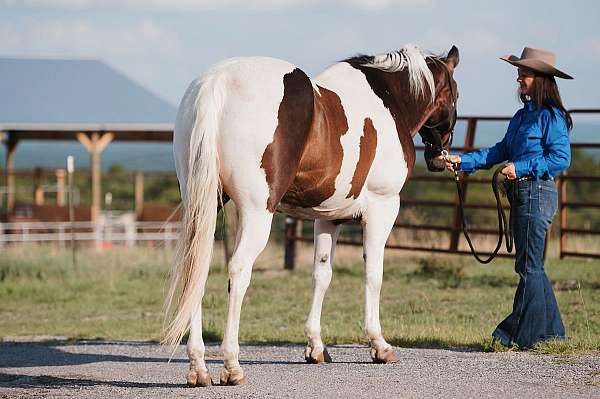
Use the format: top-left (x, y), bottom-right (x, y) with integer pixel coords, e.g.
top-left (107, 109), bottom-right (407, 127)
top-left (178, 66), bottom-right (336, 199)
top-left (165, 44), bottom-right (459, 386)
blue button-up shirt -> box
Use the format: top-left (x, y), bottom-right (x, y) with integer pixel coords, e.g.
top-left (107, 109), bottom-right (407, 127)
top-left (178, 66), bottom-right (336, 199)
top-left (459, 101), bottom-right (571, 180)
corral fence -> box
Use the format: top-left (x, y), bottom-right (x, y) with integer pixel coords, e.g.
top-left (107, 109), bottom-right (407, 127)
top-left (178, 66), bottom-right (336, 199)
top-left (1, 111), bottom-right (598, 269)
top-left (283, 109), bottom-right (600, 269)
top-left (0, 220), bottom-right (180, 248)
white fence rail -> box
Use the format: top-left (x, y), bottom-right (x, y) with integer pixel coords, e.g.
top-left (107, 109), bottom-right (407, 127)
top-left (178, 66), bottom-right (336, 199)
top-left (0, 221), bottom-right (181, 246)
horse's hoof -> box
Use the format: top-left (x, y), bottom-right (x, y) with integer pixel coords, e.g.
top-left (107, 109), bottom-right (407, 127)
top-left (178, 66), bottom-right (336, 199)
top-left (219, 367), bottom-right (246, 386)
top-left (187, 369), bottom-right (212, 387)
top-left (304, 346), bottom-right (332, 364)
top-left (371, 346), bottom-right (399, 364)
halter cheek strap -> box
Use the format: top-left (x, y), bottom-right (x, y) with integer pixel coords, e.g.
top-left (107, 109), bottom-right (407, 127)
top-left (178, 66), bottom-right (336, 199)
top-left (421, 64), bottom-right (457, 154)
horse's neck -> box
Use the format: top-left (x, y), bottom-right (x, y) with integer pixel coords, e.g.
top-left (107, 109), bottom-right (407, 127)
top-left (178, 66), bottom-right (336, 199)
top-left (377, 71), bottom-right (434, 138)
top-left (315, 63), bottom-right (432, 136)
top-left (350, 65), bottom-right (434, 173)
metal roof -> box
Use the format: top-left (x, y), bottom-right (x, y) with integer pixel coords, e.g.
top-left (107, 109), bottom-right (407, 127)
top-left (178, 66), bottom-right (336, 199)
top-left (0, 122), bottom-right (174, 142)
top-left (0, 58), bottom-right (177, 124)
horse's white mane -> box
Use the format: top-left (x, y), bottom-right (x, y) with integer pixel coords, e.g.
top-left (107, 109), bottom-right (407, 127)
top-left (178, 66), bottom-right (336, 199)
top-left (361, 44), bottom-right (435, 102)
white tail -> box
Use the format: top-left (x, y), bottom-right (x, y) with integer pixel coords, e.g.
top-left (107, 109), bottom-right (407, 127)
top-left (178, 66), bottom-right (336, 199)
top-left (162, 71), bottom-right (225, 348)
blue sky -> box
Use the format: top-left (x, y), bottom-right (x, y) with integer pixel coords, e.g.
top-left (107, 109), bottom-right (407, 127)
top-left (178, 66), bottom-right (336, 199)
top-left (1, 0), bottom-right (599, 117)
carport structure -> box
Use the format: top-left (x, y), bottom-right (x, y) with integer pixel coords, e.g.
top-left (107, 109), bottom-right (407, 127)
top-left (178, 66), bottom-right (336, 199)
top-left (0, 57), bottom-right (176, 220)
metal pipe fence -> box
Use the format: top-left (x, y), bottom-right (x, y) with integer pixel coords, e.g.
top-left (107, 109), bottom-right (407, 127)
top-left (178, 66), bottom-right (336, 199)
top-left (283, 109), bottom-right (600, 269)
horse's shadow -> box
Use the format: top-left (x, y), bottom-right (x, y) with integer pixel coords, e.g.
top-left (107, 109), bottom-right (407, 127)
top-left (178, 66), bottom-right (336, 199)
top-left (0, 341), bottom-right (307, 389)
top-left (0, 340), bottom-right (481, 389)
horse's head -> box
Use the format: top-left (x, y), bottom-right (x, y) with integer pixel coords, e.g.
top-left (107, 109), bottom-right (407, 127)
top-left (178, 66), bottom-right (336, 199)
top-left (419, 46), bottom-right (459, 172)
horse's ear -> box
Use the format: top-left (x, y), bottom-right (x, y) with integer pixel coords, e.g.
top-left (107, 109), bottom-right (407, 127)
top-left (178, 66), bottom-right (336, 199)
top-left (446, 45), bottom-right (459, 69)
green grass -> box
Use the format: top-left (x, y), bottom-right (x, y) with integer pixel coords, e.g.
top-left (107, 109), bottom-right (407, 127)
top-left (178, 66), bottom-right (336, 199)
top-left (0, 246), bottom-right (598, 356)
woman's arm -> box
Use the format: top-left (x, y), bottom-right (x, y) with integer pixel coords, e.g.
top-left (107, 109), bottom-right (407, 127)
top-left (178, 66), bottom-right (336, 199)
top-left (458, 137), bottom-right (509, 173)
top-left (457, 110), bottom-right (522, 174)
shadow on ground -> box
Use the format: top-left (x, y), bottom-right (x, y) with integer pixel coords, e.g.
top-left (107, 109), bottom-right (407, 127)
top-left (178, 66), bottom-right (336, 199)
top-left (0, 340), bottom-right (313, 369)
top-left (0, 373), bottom-right (185, 389)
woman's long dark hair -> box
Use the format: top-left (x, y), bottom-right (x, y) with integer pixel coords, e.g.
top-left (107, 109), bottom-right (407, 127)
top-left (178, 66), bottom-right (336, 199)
top-left (520, 73), bottom-right (573, 130)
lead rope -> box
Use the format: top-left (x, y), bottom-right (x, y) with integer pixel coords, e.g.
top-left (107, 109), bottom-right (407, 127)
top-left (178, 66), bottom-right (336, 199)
top-left (442, 151), bottom-right (514, 264)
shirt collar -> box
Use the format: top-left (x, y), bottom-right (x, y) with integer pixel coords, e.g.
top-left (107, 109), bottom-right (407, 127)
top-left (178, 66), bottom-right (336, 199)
top-left (524, 99), bottom-right (536, 112)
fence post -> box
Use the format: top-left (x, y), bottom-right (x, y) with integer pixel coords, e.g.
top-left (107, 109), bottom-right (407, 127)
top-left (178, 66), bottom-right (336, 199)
top-left (5, 136), bottom-right (18, 211)
top-left (134, 171), bottom-right (144, 220)
top-left (34, 167), bottom-right (45, 205)
top-left (559, 173), bottom-right (568, 259)
top-left (284, 217), bottom-right (299, 270)
top-left (58, 225), bottom-right (65, 249)
top-left (449, 118), bottom-right (477, 252)
top-left (56, 169), bottom-right (66, 206)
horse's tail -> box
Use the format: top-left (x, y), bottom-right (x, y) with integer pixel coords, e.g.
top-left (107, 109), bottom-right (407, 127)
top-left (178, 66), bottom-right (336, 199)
top-left (162, 71), bottom-right (225, 349)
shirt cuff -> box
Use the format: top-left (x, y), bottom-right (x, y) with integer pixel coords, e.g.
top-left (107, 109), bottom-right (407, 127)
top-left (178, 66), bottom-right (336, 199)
top-left (513, 160), bottom-right (529, 177)
top-left (458, 154), bottom-right (476, 173)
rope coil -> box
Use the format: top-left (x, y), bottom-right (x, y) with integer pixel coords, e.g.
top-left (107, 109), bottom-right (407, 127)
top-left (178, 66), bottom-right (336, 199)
top-left (443, 151), bottom-right (514, 264)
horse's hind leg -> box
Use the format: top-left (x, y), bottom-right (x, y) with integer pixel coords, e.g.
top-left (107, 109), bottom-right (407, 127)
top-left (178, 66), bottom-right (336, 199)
top-left (187, 308), bottom-right (212, 386)
top-left (304, 219), bottom-right (340, 363)
top-left (220, 207), bottom-right (273, 385)
top-left (362, 195), bottom-right (400, 364)
top-left (186, 193), bottom-right (233, 387)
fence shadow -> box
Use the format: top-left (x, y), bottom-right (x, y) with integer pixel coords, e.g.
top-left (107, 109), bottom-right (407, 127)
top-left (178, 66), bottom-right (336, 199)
top-left (0, 341), bottom-right (188, 368)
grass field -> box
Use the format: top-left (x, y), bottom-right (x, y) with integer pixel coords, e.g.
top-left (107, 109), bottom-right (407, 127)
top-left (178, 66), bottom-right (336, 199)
top-left (0, 244), bottom-right (598, 355)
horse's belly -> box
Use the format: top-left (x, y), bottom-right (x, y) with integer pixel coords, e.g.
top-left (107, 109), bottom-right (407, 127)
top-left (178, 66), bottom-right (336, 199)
top-left (278, 196), bottom-right (364, 220)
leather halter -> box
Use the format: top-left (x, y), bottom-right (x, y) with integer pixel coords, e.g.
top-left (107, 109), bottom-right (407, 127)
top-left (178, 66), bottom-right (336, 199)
top-left (420, 63), bottom-right (457, 154)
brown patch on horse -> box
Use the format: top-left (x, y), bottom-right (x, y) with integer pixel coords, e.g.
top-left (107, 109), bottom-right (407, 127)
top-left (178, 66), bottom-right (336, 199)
top-left (346, 117), bottom-right (377, 199)
top-left (347, 61), bottom-right (436, 175)
top-left (260, 68), bottom-right (315, 212)
top-left (281, 85), bottom-right (349, 208)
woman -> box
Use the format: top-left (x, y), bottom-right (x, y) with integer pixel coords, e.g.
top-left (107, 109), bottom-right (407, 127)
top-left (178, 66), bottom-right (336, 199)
top-left (444, 47), bottom-right (573, 348)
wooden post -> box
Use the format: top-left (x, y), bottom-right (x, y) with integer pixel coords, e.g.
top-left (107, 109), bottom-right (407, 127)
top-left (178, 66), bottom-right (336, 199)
top-left (559, 174), bottom-right (568, 259)
top-left (76, 132), bottom-right (114, 221)
top-left (222, 213), bottom-right (231, 267)
top-left (284, 217), bottom-right (301, 270)
top-left (56, 169), bottom-right (66, 206)
top-left (67, 156), bottom-right (76, 267)
top-left (134, 171), bottom-right (144, 220)
top-left (449, 118), bottom-right (477, 252)
top-left (5, 136), bottom-right (18, 211)
top-left (34, 167), bottom-right (45, 205)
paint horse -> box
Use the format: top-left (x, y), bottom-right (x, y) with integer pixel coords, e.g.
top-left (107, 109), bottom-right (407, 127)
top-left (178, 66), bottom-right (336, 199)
top-left (165, 44), bottom-right (459, 386)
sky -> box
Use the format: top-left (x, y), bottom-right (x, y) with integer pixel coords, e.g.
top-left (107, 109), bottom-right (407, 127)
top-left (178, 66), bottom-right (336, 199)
top-left (0, 0), bottom-right (599, 118)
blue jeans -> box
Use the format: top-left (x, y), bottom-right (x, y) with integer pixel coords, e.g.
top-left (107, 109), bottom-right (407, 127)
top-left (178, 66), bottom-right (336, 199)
top-left (492, 179), bottom-right (565, 348)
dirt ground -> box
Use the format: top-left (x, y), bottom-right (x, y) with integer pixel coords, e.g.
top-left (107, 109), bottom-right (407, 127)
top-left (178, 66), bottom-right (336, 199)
top-left (0, 340), bottom-right (598, 398)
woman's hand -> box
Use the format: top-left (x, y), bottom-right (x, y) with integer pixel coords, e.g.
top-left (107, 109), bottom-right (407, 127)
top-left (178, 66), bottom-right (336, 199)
top-left (501, 163), bottom-right (517, 180)
top-left (444, 154), bottom-right (461, 172)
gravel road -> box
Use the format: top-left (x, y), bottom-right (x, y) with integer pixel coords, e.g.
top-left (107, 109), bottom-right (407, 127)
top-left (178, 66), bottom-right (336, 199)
top-left (0, 340), bottom-right (598, 398)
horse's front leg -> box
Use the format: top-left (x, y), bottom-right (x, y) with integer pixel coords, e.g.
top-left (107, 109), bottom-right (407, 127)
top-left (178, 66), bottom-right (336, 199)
top-left (304, 219), bottom-right (341, 364)
top-left (362, 195), bottom-right (400, 364)
top-left (220, 208), bottom-right (273, 385)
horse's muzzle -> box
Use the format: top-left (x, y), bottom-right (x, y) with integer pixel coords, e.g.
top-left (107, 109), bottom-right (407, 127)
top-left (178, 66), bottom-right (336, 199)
top-left (426, 154), bottom-right (446, 172)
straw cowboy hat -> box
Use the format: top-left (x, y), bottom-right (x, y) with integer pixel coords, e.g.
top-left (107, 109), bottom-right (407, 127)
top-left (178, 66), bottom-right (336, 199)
top-left (500, 47), bottom-right (573, 79)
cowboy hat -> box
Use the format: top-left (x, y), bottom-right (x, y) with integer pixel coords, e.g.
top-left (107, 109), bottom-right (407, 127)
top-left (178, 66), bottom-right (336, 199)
top-left (500, 47), bottom-right (573, 80)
